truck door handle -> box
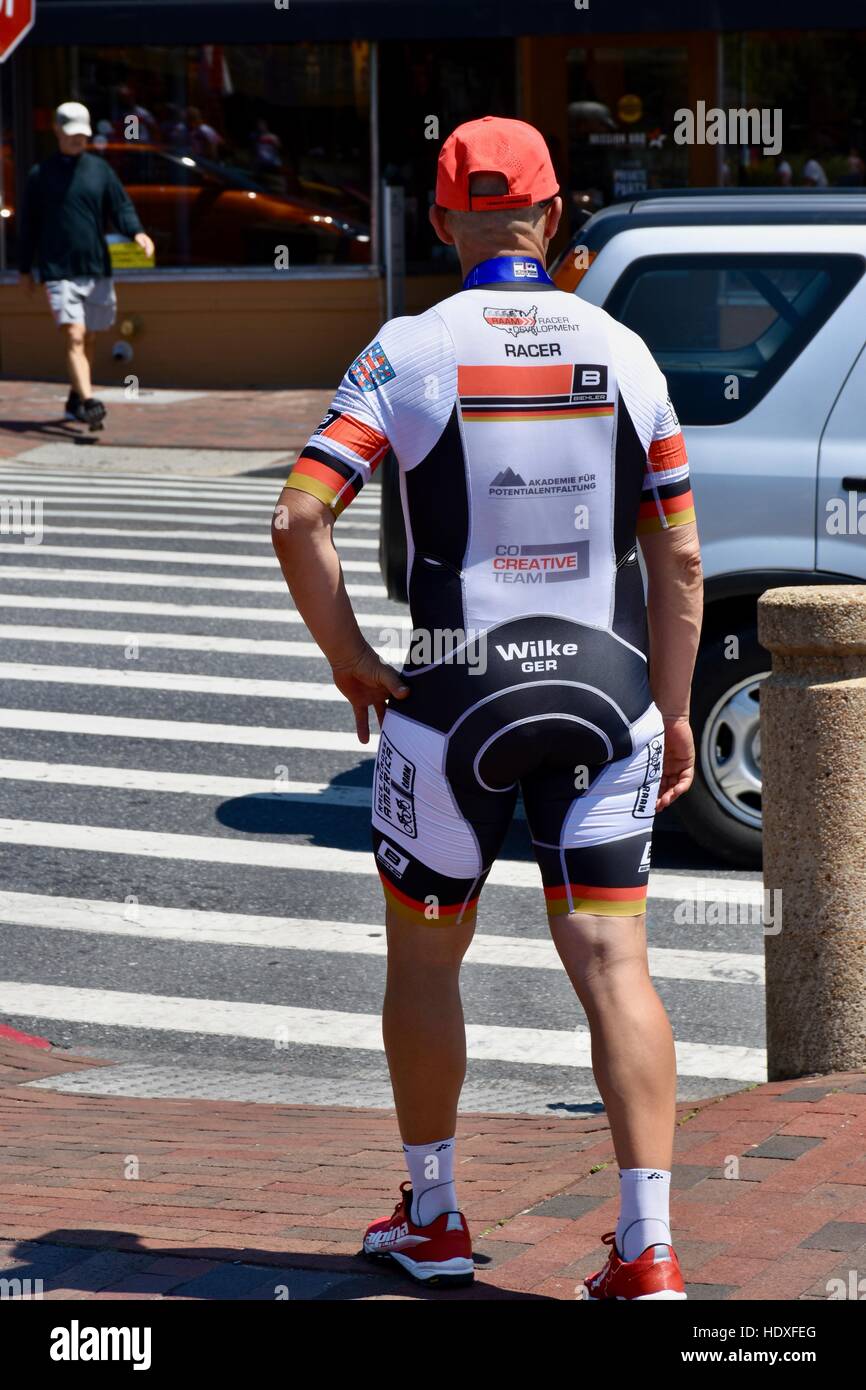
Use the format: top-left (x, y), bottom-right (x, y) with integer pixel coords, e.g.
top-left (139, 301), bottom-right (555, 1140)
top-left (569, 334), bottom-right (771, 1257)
top-left (842, 477), bottom-right (866, 492)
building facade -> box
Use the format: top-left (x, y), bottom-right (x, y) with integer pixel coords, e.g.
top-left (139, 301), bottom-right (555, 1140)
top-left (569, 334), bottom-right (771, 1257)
top-left (1, 0), bottom-right (864, 385)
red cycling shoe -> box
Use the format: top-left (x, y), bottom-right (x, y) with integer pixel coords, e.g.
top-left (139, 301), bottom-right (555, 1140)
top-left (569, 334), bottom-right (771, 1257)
top-left (362, 1181), bottom-right (474, 1287)
top-left (583, 1231), bottom-right (687, 1300)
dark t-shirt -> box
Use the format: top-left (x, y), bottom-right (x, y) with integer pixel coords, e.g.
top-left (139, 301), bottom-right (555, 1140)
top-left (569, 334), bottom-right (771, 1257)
top-left (18, 150), bottom-right (143, 281)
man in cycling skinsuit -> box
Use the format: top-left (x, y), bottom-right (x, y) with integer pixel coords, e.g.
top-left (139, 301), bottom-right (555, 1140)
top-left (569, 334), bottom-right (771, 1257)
top-left (272, 117), bottom-right (703, 1300)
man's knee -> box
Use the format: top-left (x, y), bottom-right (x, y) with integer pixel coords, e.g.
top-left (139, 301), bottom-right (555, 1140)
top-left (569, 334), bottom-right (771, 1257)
top-left (548, 909), bottom-right (648, 975)
top-left (64, 323), bottom-right (87, 349)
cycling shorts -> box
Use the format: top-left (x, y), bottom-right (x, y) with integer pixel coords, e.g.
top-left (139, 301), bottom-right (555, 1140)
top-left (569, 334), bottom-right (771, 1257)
top-left (370, 615), bottom-right (665, 925)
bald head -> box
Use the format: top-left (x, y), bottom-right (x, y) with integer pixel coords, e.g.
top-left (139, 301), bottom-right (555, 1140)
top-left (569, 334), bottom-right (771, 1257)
top-left (430, 172), bottom-right (562, 277)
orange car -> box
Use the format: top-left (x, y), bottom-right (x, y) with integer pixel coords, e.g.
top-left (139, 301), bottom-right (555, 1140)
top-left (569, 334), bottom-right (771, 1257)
top-left (5, 140), bottom-right (370, 268)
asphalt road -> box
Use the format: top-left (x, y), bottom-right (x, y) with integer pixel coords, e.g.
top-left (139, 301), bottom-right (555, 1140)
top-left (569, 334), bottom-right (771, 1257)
top-left (0, 449), bottom-right (766, 1115)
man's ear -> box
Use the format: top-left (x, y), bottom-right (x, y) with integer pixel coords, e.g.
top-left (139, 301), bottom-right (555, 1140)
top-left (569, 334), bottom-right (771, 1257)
top-left (544, 196), bottom-right (563, 243)
top-left (429, 203), bottom-right (455, 246)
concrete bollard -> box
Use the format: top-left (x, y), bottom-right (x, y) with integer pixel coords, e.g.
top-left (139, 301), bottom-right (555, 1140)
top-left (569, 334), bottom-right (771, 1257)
top-left (758, 585), bottom-right (866, 1080)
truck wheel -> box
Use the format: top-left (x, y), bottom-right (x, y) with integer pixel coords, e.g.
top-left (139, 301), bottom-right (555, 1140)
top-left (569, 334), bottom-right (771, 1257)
top-left (678, 627), bottom-right (769, 868)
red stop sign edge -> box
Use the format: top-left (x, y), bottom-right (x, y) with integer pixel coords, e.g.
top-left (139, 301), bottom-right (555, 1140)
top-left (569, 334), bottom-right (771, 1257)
top-left (0, 1), bottom-right (36, 65)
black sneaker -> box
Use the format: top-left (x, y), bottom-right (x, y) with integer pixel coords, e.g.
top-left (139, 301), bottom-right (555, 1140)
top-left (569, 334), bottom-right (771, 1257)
top-left (74, 397), bottom-right (107, 426)
top-left (64, 389), bottom-right (81, 420)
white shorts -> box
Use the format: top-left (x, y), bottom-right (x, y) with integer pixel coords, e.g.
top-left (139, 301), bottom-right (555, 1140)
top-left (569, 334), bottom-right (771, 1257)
top-left (45, 276), bottom-right (117, 331)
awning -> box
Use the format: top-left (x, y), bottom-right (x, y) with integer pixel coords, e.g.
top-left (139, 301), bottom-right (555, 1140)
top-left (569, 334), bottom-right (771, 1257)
top-left (28, 0), bottom-right (866, 46)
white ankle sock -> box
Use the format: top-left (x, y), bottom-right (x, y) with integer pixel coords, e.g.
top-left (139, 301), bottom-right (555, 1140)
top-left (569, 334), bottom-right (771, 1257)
top-left (402, 1138), bottom-right (457, 1226)
top-left (615, 1167), bottom-right (672, 1262)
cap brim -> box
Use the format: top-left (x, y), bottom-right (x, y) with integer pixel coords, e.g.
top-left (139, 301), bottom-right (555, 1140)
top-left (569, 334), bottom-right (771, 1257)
top-left (61, 123), bottom-right (91, 136)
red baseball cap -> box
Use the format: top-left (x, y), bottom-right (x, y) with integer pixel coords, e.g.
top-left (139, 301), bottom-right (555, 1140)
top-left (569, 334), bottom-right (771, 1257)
top-left (435, 116), bottom-right (559, 212)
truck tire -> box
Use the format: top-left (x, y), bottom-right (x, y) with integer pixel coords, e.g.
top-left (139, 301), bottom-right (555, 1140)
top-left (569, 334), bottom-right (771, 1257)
top-left (677, 626), bottom-right (769, 868)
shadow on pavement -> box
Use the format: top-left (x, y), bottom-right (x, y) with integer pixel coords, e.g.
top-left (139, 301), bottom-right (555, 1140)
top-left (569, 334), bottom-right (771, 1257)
top-left (3, 1231), bottom-right (556, 1301)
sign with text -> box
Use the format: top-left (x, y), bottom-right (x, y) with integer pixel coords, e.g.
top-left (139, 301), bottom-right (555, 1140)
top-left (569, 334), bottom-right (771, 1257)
top-left (0, 0), bottom-right (35, 64)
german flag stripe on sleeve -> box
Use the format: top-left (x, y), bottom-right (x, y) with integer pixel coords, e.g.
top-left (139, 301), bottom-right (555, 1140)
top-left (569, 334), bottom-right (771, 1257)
top-left (648, 431), bottom-right (689, 472)
top-left (637, 488), bottom-right (696, 533)
top-left (285, 452), bottom-right (361, 515)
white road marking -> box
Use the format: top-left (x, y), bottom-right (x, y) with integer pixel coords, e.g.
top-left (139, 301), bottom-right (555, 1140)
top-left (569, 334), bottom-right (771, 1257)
top-left (0, 707), bottom-right (374, 752)
top-left (29, 524), bottom-right (379, 547)
top-left (0, 568), bottom-right (390, 597)
top-left (0, 760), bottom-right (372, 806)
top-left (0, 470), bottom-right (381, 503)
top-left (0, 980), bottom-right (766, 1081)
top-left (0, 592), bottom-right (405, 624)
top-left (0, 624), bottom-right (404, 661)
top-left (0, 890), bottom-right (764, 984)
top-left (0, 815), bottom-right (764, 905)
top-left (24, 511), bottom-right (380, 531)
top-left (0, 661), bottom-right (350, 701)
top-left (0, 543), bottom-right (380, 572)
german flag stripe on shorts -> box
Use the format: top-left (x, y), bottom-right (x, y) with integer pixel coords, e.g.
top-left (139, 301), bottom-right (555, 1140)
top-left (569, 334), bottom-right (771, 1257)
top-left (380, 876), bottom-right (480, 926)
top-left (544, 882), bottom-right (649, 917)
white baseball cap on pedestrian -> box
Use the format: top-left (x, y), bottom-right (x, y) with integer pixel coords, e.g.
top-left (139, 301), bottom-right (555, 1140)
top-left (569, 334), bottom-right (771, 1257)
top-left (54, 102), bottom-right (92, 137)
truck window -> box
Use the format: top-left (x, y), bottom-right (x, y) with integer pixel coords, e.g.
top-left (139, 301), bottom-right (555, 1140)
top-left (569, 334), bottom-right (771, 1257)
top-left (604, 254), bottom-right (863, 424)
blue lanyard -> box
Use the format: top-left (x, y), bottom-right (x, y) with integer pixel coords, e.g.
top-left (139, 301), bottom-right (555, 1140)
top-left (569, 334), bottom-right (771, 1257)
top-left (462, 255), bottom-right (553, 289)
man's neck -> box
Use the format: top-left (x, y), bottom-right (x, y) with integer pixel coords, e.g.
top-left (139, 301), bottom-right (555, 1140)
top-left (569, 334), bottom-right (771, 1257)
top-left (457, 246), bottom-right (546, 279)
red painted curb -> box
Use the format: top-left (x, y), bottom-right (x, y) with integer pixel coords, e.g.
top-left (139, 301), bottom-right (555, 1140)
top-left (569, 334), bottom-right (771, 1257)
top-left (0, 1023), bottom-right (53, 1051)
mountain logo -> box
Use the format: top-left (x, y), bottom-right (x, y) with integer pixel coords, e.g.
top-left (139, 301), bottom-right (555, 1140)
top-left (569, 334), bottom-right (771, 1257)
top-left (490, 468), bottom-right (527, 490)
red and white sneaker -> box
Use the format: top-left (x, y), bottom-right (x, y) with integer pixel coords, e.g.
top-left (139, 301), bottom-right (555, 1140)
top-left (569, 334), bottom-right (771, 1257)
top-left (362, 1182), bottom-right (474, 1287)
top-left (583, 1231), bottom-right (687, 1300)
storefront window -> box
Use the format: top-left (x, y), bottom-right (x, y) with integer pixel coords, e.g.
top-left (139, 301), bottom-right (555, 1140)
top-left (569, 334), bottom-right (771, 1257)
top-left (0, 62), bottom-right (14, 271)
top-left (567, 45), bottom-right (690, 218)
top-left (24, 42), bottom-right (372, 269)
top-left (720, 31), bottom-right (866, 188)
top-left (378, 39), bottom-right (516, 274)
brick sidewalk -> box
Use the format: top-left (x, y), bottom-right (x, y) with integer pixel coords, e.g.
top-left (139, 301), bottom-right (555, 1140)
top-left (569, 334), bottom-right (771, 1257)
top-left (0, 378), bottom-right (331, 461)
top-left (1, 1039), bottom-right (865, 1301)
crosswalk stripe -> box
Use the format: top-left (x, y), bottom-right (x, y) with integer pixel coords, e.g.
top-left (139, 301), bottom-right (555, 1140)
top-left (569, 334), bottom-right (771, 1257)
top-left (0, 890), bottom-right (764, 984)
top-left (0, 759), bottom-right (373, 806)
top-left (0, 707), bottom-right (374, 751)
top-left (0, 980), bottom-right (766, 1080)
top-left (0, 661), bottom-right (345, 701)
top-left (0, 471), bottom-right (382, 504)
top-left (0, 468), bottom-right (285, 490)
top-left (30, 524), bottom-right (379, 547)
top-left (23, 510), bottom-right (381, 531)
top-left (0, 592), bottom-right (404, 624)
top-left (0, 569), bottom-right (390, 598)
top-left (0, 815), bottom-right (764, 906)
top-left (3, 480), bottom-right (289, 502)
top-left (2, 487), bottom-right (382, 513)
top-left (3, 493), bottom-right (277, 513)
top-left (0, 624), bottom-right (405, 661)
top-left (0, 542), bottom-right (381, 572)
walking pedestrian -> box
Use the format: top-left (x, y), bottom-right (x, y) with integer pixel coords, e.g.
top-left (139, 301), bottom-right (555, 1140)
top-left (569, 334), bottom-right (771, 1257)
top-left (17, 101), bottom-right (155, 429)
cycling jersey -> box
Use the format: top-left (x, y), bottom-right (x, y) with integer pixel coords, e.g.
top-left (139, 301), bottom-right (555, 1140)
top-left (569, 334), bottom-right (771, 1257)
top-left (286, 257), bottom-right (694, 924)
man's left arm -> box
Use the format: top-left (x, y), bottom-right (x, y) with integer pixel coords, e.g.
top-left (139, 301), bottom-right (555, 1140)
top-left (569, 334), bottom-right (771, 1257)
top-left (104, 165), bottom-right (154, 260)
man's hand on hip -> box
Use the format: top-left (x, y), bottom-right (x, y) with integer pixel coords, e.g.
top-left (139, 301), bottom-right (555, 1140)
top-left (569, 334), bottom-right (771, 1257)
top-left (331, 643), bottom-right (410, 744)
top-left (657, 716), bottom-right (695, 811)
